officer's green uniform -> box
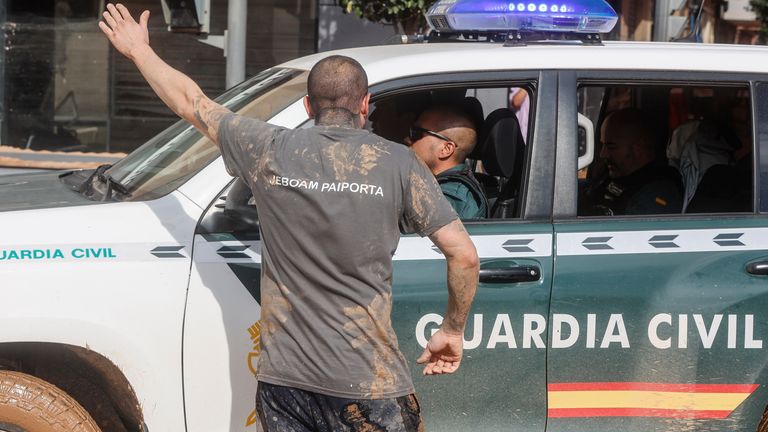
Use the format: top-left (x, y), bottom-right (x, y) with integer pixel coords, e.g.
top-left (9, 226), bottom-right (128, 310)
top-left (582, 164), bottom-right (683, 216)
top-left (436, 164), bottom-right (488, 220)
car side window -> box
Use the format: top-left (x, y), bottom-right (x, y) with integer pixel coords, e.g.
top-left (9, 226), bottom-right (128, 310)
top-left (577, 83), bottom-right (753, 217)
top-left (367, 85), bottom-right (534, 220)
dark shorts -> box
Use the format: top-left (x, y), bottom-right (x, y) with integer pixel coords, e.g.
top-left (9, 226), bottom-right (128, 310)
top-left (255, 382), bottom-right (424, 432)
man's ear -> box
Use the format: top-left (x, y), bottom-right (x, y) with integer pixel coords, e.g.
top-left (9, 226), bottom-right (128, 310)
top-left (359, 93), bottom-right (371, 119)
top-left (303, 96), bottom-right (315, 119)
top-left (439, 140), bottom-right (457, 159)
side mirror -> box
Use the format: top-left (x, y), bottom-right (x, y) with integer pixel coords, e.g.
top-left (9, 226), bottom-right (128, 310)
top-left (224, 204), bottom-right (260, 228)
top-left (224, 178), bottom-right (259, 228)
top-left (577, 112), bottom-right (595, 170)
top-left (197, 178), bottom-right (260, 236)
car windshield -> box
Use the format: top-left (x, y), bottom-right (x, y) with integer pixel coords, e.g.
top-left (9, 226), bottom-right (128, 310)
top-left (104, 67), bottom-right (308, 201)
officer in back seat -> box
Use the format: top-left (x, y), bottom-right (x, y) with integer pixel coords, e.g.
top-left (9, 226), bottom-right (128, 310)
top-left (581, 108), bottom-right (683, 216)
top-left (405, 106), bottom-right (489, 219)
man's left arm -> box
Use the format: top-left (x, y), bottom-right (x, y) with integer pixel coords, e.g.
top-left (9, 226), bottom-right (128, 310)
top-left (417, 219), bottom-right (479, 375)
top-left (99, 3), bottom-right (230, 146)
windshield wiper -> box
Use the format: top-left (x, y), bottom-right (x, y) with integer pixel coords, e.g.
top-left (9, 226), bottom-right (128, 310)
top-left (95, 164), bottom-right (132, 200)
top-left (76, 164), bottom-right (132, 201)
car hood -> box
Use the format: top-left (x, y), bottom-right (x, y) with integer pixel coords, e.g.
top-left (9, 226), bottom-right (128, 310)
top-left (0, 171), bottom-right (96, 212)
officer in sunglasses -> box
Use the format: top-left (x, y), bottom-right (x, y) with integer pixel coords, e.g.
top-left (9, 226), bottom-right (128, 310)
top-left (405, 106), bottom-right (489, 219)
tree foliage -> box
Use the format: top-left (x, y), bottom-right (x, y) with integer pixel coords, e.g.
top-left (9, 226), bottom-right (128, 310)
top-left (339, 0), bottom-right (436, 34)
top-left (750, 0), bottom-right (768, 42)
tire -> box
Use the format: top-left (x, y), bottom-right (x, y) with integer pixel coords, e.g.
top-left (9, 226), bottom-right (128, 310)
top-left (758, 404), bottom-right (768, 432)
top-left (0, 371), bottom-right (100, 432)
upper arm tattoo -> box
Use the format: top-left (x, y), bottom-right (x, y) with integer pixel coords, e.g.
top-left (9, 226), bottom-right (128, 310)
top-left (193, 95), bottom-right (231, 145)
top-left (430, 219), bottom-right (466, 241)
top-left (429, 219), bottom-right (469, 256)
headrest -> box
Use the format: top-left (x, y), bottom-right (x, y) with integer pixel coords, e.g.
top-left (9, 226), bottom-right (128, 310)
top-left (472, 108), bottom-right (524, 178)
top-left (461, 96), bottom-right (485, 132)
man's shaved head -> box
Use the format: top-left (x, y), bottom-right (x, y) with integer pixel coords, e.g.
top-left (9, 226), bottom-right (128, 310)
top-left (421, 106), bottom-right (477, 161)
top-left (600, 108), bottom-right (656, 178)
top-left (406, 105), bottom-right (478, 175)
top-left (307, 55), bottom-right (368, 118)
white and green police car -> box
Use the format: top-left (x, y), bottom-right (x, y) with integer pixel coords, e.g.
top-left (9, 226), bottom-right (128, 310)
top-left (2, 0), bottom-right (768, 430)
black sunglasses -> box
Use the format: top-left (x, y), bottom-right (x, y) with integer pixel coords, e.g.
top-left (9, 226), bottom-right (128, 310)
top-left (409, 125), bottom-right (452, 143)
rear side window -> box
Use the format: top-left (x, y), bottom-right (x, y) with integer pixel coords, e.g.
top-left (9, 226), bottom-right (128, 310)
top-left (577, 83), bottom-right (753, 217)
top-left (758, 83), bottom-right (768, 213)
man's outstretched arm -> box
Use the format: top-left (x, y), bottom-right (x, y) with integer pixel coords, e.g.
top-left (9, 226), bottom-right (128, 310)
top-left (99, 3), bottom-right (230, 145)
top-left (417, 219), bottom-right (479, 375)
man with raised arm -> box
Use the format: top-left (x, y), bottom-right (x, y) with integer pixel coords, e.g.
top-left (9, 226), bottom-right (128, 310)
top-left (100, 4), bottom-right (478, 431)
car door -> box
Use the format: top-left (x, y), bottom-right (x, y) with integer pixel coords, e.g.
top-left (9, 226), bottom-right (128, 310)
top-left (182, 90), bottom-right (311, 431)
top-left (548, 71), bottom-right (768, 432)
top-left (370, 71), bottom-right (557, 431)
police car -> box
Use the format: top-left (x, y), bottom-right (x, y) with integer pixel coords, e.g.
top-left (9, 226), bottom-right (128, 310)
top-left (2, 0), bottom-right (768, 430)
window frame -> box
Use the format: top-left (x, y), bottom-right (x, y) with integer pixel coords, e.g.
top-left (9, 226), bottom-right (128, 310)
top-left (756, 82), bottom-right (768, 214)
top-left (367, 70), bottom-right (556, 222)
top-left (554, 70), bottom-right (765, 221)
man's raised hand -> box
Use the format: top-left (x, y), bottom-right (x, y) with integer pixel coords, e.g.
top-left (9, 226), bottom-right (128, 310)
top-left (97, 2), bottom-right (229, 145)
top-left (99, 3), bottom-right (150, 61)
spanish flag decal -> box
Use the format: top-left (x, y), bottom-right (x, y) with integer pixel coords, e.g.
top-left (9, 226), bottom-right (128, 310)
top-left (548, 382), bottom-right (759, 419)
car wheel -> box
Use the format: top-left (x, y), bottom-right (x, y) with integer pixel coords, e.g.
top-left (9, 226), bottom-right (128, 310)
top-left (0, 371), bottom-right (100, 432)
top-left (758, 405), bottom-right (768, 432)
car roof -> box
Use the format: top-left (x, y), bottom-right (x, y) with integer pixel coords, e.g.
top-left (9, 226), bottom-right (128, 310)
top-left (280, 41), bottom-right (768, 86)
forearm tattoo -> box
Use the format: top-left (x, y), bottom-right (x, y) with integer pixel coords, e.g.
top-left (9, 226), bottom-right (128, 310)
top-left (193, 95), bottom-right (230, 141)
top-left (442, 221), bottom-right (478, 334)
top-left (193, 95), bottom-right (209, 130)
top-left (444, 263), bottom-right (477, 334)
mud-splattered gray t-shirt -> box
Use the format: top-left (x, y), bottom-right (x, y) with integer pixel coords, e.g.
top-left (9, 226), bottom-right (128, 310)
top-left (218, 114), bottom-right (457, 399)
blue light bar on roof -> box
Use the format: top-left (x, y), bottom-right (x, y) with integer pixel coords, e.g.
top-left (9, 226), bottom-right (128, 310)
top-left (426, 0), bottom-right (618, 34)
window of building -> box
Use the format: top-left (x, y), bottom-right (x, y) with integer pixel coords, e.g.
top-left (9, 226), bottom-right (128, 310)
top-left (1, 0), bottom-right (317, 166)
top-left (3, 0), bottom-right (108, 154)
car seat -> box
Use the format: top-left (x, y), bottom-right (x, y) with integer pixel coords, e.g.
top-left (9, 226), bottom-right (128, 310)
top-left (473, 108), bottom-right (526, 218)
top-left (685, 163), bottom-right (751, 213)
top-left (462, 96), bottom-right (485, 132)
top-left (674, 121), bottom-right (740, 212)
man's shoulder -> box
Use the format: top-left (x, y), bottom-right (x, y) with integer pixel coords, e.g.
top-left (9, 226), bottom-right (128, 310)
top-left (220, 114), bottom-right (284, 141)
top-left (307, 126), bottom-right (406, 147)
top-left (440, 180), bottom-right (474, 207)
top-left (222, 113), bottom-right (268, 128)
top-left (298, 127), bottom-right (418, 175)
top-left (440, 179), bottom-right (483, 219)
top-left (628, 173), bottom-right (683, 214)
top-left (361, 130), bottom-right (412, 154)
top-left (358, 131), bottom-right (419, 165)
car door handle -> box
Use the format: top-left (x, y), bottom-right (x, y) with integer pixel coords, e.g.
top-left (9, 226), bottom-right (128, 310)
top-left (747, 261), bottom-right (768, 276)
top-left (479, 265), bottom-right (541, 284)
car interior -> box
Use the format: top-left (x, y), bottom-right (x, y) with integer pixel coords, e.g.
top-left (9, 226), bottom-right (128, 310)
top-left (367, 82), bottom-right (754, 220)
top-left (367, 86), bottom-right (533, 221)
top-left (578, 84), bottom-right (753, 216)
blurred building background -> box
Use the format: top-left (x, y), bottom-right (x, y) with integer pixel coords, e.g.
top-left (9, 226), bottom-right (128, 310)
top-left (0, 0), bottom-right (762, 167)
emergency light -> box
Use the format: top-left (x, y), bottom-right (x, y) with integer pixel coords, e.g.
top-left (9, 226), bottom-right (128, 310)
top-left (426, 0), bottom-right (618, 35)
